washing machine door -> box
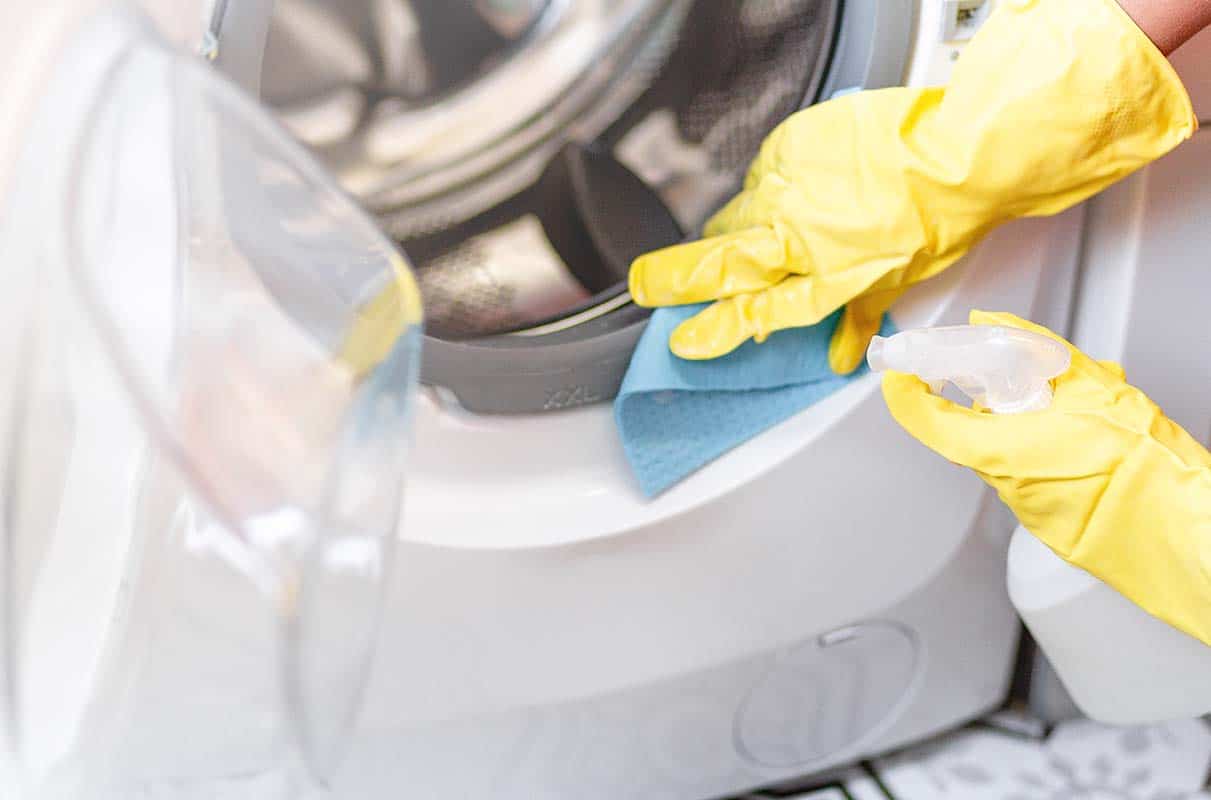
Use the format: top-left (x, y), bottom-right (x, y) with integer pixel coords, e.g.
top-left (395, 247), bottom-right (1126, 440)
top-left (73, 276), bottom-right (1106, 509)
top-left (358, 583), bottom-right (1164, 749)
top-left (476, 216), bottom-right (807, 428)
top-left (0, 2), bottom-right (422, 795)
top-left (257, 0), bottom-right (913, 413)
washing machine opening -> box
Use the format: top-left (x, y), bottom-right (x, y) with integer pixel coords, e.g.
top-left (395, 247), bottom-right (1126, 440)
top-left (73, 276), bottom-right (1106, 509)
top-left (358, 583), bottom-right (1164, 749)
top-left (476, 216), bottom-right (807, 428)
top-left (262, 0), bottom-right (840, 411)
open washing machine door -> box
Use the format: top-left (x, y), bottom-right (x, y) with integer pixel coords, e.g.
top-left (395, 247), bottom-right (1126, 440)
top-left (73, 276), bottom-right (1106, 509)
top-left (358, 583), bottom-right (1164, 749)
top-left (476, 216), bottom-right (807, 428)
top-left (0, 2), bottom-right (422, 796)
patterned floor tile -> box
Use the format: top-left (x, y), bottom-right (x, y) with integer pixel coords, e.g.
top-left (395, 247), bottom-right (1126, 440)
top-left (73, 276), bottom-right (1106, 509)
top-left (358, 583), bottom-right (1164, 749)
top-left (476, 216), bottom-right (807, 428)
top-left (867, 719), bottom-right (1211, 800)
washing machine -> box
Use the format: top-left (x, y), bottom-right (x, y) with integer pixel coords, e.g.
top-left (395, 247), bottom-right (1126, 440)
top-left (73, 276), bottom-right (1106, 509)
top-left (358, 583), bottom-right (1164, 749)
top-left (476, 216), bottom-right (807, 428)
top-left (5, 1), bottom-right (1211, 799)
top-left (233, 1), bottom-right (1077, 796)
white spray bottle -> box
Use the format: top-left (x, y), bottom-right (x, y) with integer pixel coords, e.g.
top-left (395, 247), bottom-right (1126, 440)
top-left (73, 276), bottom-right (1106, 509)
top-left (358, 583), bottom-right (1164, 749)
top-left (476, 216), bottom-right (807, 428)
top-left (868, 325), bottom-right (1211, 725)
top-left (866, 324), bottom-right (1071, 414)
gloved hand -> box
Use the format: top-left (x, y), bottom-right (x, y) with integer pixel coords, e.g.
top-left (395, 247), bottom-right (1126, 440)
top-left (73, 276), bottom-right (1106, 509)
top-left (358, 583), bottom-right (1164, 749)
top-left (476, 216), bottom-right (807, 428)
top-left (883, 311), bottom-right (1211, 647)
top-left (628, 0), bottom-right (1195, 374)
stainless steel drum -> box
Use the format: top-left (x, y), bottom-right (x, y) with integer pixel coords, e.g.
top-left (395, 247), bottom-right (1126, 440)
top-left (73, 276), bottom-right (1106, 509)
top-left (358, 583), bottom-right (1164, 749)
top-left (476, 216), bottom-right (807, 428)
top-left (260, 0), bottom-right (910, 412)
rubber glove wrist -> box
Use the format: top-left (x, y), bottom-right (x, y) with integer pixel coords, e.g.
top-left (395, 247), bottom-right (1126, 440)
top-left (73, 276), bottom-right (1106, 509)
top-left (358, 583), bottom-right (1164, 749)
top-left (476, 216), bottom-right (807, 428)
top-left (926, 0), bottom-right (1196, 224)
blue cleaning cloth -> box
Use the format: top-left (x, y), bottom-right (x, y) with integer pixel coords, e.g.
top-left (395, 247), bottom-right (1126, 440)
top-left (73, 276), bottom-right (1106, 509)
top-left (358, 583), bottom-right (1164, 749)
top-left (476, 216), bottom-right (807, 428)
top-left (614, 305), bottom-right (895, 497)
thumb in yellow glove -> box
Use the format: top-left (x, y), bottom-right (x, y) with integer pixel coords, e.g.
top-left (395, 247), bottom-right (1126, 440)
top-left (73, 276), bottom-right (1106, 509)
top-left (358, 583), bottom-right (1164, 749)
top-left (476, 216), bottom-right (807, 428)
top-left (883, 311), bottom-right (1211, 647)
top-left (629, 0), bottom-right (1196, 374)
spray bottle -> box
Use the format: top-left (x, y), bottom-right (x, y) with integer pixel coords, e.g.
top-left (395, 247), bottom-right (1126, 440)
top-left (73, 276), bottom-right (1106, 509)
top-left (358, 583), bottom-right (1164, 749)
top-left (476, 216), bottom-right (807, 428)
top-left (867, 325), bottom-right (1211, 724)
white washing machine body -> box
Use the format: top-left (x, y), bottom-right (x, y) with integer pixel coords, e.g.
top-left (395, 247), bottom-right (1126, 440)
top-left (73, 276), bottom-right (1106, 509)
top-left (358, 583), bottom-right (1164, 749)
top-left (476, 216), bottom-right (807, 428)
top-left (9, 2), bottom-right (1211, 800)
top-left (304, 2), bottom-right (1083, 797)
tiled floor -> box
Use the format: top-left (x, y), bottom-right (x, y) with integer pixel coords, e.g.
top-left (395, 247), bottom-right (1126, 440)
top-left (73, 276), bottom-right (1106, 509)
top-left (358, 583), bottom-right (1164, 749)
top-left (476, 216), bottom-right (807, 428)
top-left (747, 716), bottom-right (1211, 800)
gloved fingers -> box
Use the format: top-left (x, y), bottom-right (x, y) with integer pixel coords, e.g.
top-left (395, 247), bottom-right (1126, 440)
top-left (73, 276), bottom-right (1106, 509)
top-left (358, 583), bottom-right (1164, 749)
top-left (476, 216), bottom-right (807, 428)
top-left (883, 369), bottom-right (1154, 482)
top-left (668, 273), bottom-right (837, 359)
top-left (667, 295), bottom-right (764, 360)
top-left (629, 227), bottom-right (791, 308)
top-left (881, 370), bottom-right (1042, 472)
top-left (828, 290), bottom-right (903, 375)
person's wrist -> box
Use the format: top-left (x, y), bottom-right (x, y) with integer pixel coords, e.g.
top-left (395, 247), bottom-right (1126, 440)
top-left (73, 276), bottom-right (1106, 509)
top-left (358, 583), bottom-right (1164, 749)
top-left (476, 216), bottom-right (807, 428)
top-left (1115, 0), bottom-right (1211, 55)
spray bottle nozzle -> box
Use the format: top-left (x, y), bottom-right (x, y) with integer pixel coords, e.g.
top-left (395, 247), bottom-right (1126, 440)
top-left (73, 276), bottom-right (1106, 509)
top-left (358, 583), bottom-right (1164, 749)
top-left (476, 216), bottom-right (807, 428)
top-left (867, 324), bottom-right (1071, 414)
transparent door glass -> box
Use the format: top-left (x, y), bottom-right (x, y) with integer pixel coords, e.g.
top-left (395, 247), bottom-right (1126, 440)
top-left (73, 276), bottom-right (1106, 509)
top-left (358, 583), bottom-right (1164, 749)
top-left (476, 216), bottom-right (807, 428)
top-left (0, 10), bottom-right (422, 796)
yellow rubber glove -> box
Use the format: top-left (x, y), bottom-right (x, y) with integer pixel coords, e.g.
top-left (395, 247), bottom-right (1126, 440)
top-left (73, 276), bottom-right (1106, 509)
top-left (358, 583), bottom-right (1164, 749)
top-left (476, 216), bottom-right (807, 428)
top-left (883, 311), bottom-right (1211, 647)
top-left (628, 0), bottom-right (1195, 373)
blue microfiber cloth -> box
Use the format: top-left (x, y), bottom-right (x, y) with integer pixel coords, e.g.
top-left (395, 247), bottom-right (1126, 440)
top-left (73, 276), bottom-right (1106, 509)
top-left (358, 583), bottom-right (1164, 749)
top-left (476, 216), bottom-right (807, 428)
top-left (614, 305), bottom-right (896, 497)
